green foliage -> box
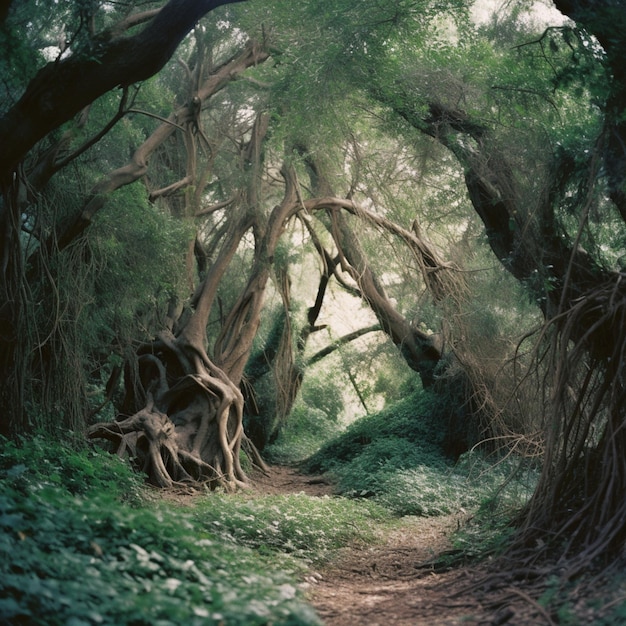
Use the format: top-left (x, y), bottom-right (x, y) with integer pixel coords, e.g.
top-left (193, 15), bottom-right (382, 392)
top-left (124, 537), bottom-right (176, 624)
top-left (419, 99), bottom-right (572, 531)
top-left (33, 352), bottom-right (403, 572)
top-left (193, 492), bottom-right (386, 565)
top-left (301, 390), bottom-right (537, 518)
top-left (90, 184), bottom-right (191, 341)
top-left (0, 14), bottom-right (41, 106)
top-left (264, 406), bottom-right (343, 465)
top-left (593, 593), bottom-right (626, 626)
top-left (300, 374), bottom-right (344, 423)
top-left (0, 435), bottom-right (143, 502)
top-left (519, 570), bottom-right (626, 626)
top-left (264, 368), bottom-right (347, 464)
top-left (375, 463), bottom-right (474, 517)
top-left (303, 389), bottom-right (446, 476)
top-left (302, 389), bottom-right (457, 511)
top-left (0, 436), bottom-right (323, 625)
top-left (20, 177), bottom-right (191, 432)
top-left (447, 453), bottom-right (539, 560)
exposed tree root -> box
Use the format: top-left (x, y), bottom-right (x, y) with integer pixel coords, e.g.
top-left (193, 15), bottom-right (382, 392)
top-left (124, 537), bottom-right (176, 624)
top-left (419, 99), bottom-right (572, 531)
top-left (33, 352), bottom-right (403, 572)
top-left (88, 334), bottom-right (261, 491)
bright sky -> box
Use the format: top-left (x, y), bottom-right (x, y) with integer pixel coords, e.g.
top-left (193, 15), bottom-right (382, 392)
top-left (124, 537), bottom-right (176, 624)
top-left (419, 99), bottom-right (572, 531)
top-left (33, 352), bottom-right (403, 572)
top-left (471, 0), bottom-right (568, 27)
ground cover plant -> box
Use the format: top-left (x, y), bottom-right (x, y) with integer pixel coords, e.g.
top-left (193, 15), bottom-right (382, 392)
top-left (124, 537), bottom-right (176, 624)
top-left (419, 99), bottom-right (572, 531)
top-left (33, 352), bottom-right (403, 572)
top-left (192, 493), bottom-right (387, 565)
top-left (2, 398), bottom-right (614, 625)
top-left (302, 389), bottom-right (537, 517)
top-left (262, 405), bottom-right (344, 466)
top-left (0, 436), bottom-right (390, 625)
top-left (0, 437), bottom-right (317, 625)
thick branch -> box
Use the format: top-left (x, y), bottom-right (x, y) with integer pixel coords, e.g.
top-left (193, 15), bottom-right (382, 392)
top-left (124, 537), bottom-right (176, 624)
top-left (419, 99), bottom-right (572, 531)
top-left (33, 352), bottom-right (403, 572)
top-left (0, 0), bottom-right (248, 181)
top-left (307, 324), bottom-right (383, 367)
top-left (54, 40), bottom-right (267, 250)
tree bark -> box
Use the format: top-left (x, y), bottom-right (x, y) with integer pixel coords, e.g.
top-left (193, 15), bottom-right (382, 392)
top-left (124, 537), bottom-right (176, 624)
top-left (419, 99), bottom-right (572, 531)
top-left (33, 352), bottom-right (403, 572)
top-left (0, 0), bottom-right (247, 183)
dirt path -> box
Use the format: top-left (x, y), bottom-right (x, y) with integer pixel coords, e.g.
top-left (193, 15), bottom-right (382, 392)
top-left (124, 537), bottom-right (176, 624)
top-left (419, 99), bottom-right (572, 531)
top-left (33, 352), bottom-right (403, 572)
top-left (308, 515), bottom-right (479, 626)
top-left (251, 465), bottom-right (584, 625)
top-left (251, 466), bottom-right (490, 625)
top-left (166, 464), bottom-right (610, 624)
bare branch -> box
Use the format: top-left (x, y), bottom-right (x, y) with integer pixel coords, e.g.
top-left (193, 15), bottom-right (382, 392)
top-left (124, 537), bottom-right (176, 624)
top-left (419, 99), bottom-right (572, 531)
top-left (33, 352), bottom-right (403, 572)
top-left (307, 324), bottom-right (383, 367)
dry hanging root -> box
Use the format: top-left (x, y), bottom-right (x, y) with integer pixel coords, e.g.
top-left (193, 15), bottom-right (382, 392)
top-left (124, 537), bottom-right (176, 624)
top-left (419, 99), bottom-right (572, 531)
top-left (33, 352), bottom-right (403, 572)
top-left (509, 275), bottom-right (626, 573)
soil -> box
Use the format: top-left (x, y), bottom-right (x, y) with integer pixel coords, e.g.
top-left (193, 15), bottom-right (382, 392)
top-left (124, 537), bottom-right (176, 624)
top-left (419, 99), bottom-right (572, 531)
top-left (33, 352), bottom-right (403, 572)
top-left (248, 466), bottom-right (548, 626)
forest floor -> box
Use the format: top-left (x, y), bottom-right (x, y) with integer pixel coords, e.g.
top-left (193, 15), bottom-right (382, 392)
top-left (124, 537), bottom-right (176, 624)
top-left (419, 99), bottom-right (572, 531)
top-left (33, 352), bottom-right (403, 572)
top-left (249, 465), bottom-right (557, 626)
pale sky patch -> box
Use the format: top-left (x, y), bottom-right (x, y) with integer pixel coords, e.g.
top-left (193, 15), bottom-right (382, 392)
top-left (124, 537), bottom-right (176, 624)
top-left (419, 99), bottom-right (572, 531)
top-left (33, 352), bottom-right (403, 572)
top-left (471, 0), bottom-right (568, 28)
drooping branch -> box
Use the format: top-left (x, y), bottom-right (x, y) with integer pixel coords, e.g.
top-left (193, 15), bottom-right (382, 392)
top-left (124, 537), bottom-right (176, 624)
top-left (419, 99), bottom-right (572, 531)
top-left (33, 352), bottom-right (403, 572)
top-left (295, 152), bottom-right (449, 387)
top-left (301, 195), bottom-right (466, 303)
top-left (0, 0), bottom-right (249, 182)
top-left (507, 275), bottom-right (626, 572)
top-left (327, 207), bottom-right (441, 386)
top-left (54, 39), bottom-right (268, 251)
top-left (300, 214), bottom-right (361, 302)
top-left (390, 98), bottom-right (607, 324)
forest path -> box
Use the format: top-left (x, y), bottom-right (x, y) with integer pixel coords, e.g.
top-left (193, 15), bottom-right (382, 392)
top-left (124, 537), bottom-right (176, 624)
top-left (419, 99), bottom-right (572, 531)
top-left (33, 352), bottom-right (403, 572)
top-left (251, 466), bottom-right (495, 626)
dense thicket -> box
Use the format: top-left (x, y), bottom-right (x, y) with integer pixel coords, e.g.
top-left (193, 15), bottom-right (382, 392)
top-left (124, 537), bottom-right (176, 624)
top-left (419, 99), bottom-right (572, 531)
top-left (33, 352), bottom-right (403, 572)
top-left (2, 0), bottom-right (626, 573)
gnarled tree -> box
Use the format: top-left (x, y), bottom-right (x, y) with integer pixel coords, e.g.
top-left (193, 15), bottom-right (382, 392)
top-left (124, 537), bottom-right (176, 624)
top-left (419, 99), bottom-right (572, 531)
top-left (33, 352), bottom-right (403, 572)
top-left (0, 0), bottom-right (250, 438)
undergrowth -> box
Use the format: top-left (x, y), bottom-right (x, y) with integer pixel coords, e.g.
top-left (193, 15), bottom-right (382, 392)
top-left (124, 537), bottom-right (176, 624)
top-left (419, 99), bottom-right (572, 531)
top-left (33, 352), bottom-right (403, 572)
top-left (0, 436), bottom-right (388, 625)
top-left (302, 390), bottom-right (537, 517)
top-left (264, 405), bottom-right (343, 465)
top-left (0, 393), bottom-right (561, 625)
top-left (292, 389), bottom-right (626, 623)
top-left (192, 493), bottom-right (387, 565)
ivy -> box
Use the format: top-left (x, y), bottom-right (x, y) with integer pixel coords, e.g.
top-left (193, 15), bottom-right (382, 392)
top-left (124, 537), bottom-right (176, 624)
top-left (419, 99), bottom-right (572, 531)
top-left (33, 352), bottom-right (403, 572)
top-left (0, 437), bottom-right (321, 625)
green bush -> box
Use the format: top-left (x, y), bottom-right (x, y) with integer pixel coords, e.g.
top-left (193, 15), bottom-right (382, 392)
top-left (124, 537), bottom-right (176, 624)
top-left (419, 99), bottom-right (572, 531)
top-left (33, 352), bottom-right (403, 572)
top-left (0, 435), bottom-right (143, 501)
top-left (301, 391), bottom-right (536, 519)
top-left (378, 451), bottom-right (537, 517)
top-left (334, 437), bottom-right (449, 498)
top-left (300, 375), bottom-right (344, 423)
top-left (302, 389), bottom-right (445, 476)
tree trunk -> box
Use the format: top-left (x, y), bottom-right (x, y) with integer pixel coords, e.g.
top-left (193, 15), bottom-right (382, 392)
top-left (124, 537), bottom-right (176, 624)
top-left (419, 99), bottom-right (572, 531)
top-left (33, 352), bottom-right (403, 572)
top-left (0, 0), bottom-right (248, 437)
top-left (301, 153), bottom-right (451, 387)
top-left (88, 149), bottom-right (307, 489)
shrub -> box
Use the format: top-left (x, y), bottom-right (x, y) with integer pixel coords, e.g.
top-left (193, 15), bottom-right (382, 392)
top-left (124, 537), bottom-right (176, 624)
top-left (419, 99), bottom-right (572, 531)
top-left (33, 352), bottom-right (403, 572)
top-left (301, 391), bottom-right (537, 519)
top-left (302, 389), bottom-right (445, 476)
top-left (0, 434), bottom-right (143, 501)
